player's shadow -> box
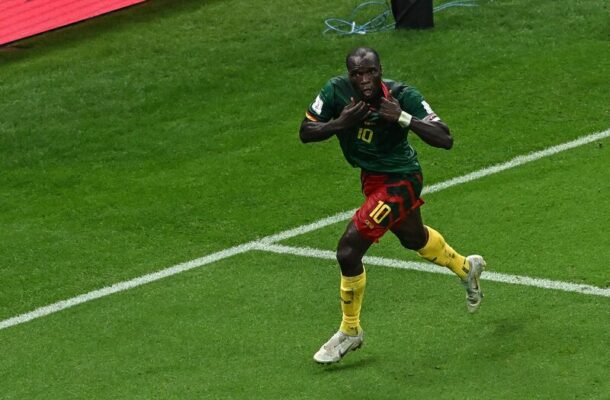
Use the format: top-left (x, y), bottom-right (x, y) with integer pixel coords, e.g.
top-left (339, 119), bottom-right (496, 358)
top-left (313, 355), bottom-right (377, 373)
top-left (490, 317), bottom-right (525, 336)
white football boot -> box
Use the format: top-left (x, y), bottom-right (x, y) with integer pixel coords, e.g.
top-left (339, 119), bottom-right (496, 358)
top-left (313, 330), bottom-right (364, 364)
top-left (464, 255), bottom-right (486, 313)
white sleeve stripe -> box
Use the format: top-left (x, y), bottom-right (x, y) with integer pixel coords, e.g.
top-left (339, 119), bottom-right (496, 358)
top-left (421, 100), bottom-right (434, 115)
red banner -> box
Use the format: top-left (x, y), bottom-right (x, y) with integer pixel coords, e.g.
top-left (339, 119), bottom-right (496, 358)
top-left (0, 0), bottom-right (146, 46)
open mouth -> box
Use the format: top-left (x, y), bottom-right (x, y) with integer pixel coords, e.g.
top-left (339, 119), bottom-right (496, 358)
top-left (362, 87), bottom-right (373, 97)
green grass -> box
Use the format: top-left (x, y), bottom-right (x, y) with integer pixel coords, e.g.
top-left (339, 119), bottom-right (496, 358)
top-left (1, 255), bottom-right (608, 399)
top-left (0, 0), bottom-right (609, 398)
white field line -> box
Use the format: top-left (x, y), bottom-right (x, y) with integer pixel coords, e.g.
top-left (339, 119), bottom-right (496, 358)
top-left (252, 243), bottom-right (610, 298)
top-left (1, 129), bottom-right (608, 331)
top-left (423, 128), bottom-right (610, 194)
top-left (0, 243), bottom-right (258, 331)
top-left (259, 128), bottom-right (610, 244)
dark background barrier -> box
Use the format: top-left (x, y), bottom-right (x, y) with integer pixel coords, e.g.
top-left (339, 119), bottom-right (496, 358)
top-left (391, 0), bottom-right (433, 29)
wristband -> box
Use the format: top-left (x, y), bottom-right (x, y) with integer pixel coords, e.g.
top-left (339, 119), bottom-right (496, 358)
top-left (398, 111), bottom-right (413, 128)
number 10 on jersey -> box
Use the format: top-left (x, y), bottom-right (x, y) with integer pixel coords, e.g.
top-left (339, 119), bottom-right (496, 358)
top-left (357, 128), bottom-right (374, 143)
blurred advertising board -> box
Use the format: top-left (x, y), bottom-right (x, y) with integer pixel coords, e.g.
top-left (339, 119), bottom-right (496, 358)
top-left (0, 0), bottom-right (146, 46)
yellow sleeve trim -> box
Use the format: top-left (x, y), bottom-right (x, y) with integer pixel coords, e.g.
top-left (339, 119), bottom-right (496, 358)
top-left (305, 111), bottom-right (319, 122)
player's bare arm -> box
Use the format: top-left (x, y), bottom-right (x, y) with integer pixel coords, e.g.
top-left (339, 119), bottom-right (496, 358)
top-left (379, 96), bottom-right (453, 149)
top-left (300, 98), bottom-right (371, 143)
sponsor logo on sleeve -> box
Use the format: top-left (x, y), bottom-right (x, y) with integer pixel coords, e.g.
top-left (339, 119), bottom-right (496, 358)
top-left (312, 95), bottom-right (324, 115)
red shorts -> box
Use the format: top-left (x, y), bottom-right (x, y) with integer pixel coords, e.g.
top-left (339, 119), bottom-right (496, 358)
top-left (353, 170), bottom-right (424, 242)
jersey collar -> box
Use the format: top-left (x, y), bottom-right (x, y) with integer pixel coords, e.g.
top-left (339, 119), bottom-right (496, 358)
top-left (381, 81), bottom-right (390, 99)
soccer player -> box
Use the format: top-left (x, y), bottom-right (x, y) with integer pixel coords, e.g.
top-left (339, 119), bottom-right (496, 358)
top-left (299, 47), bottom-right (486, 364)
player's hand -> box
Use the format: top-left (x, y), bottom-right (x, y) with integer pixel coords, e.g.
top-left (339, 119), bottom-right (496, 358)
top-left (337, 97), bottom-right (371, 127)
top-left (378, 95), bottom-right (402, 122)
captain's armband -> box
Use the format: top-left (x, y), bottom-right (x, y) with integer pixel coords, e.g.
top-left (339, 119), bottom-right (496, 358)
top-left (423, 113), bottom-right (441, 122)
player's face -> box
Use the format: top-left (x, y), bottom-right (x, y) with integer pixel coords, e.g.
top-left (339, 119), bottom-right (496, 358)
top-left (347, 54), bottom-right (382, 101)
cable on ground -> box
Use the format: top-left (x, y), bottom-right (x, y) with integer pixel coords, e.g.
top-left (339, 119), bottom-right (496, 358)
top-left (324, 0), bottom-right (478, 35)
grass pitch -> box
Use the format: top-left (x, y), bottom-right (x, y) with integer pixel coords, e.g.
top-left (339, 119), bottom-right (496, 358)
top-left (0, 0), bottom-right (609, 398)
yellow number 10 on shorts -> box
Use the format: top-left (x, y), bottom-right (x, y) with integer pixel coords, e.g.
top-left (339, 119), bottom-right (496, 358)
top-left (369, 200), bottom-right (392, 223)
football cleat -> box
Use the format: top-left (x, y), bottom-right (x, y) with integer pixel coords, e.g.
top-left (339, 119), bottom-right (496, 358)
top-left (313, 330), bottom-right (364, 364)
top-left (464, 255), bottom-right (486, 313)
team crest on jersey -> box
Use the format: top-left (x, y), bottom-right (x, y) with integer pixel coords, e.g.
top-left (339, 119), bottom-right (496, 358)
top-left (312, 95), bottom-right (324, 115)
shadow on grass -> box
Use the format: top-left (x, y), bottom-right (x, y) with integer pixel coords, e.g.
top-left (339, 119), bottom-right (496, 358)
top-left (312, 354), bottom-right (377, 373)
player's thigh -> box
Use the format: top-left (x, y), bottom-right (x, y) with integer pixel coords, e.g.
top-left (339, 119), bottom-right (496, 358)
top-left (390, 207), bottom-right (427, 250)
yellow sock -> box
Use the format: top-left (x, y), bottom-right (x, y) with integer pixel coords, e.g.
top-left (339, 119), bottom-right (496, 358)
top-left (339, 270), bottom-right (366, 336)
top-left (417, 226), bottom-right (469, 280)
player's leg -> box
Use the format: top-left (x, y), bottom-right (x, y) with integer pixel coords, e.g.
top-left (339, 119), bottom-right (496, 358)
top-left (392, 208), bottom-right (469, 276)
top-left (336, 221), bottom-right (371, 276)
top-left (314, 222), bottom-right (371, 364)
top-left (391, 208), bottom-right (486, 313)
top-left (389, 206), bottom-right (427, 250)
top-left (336, 221), bottom-right (372, 334)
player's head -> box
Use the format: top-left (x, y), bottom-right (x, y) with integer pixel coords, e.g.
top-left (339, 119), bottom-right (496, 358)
top-left (346, 47), bottom-right (383, 101)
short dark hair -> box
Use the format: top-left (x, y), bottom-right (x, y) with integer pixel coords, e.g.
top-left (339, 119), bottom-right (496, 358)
top-left (346, 47), bottom-right (381, 68)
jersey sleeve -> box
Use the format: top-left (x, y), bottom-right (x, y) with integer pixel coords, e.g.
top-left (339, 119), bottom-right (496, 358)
top-left (305, 80), bottom-right (336, 123)
top-left (397, 87), bottom-right (442, 122)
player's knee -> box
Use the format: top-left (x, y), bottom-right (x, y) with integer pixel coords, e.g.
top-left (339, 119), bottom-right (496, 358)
top-left (336, 246), bottom-right (355, 267)
top-left (336, 246), bottom-right (361, 273)
top-left (399, 235), bottom-right (427, 251)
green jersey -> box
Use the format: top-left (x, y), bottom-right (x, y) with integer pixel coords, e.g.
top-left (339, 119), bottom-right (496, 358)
top-left (306, 76), bottom-right (440, 174)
